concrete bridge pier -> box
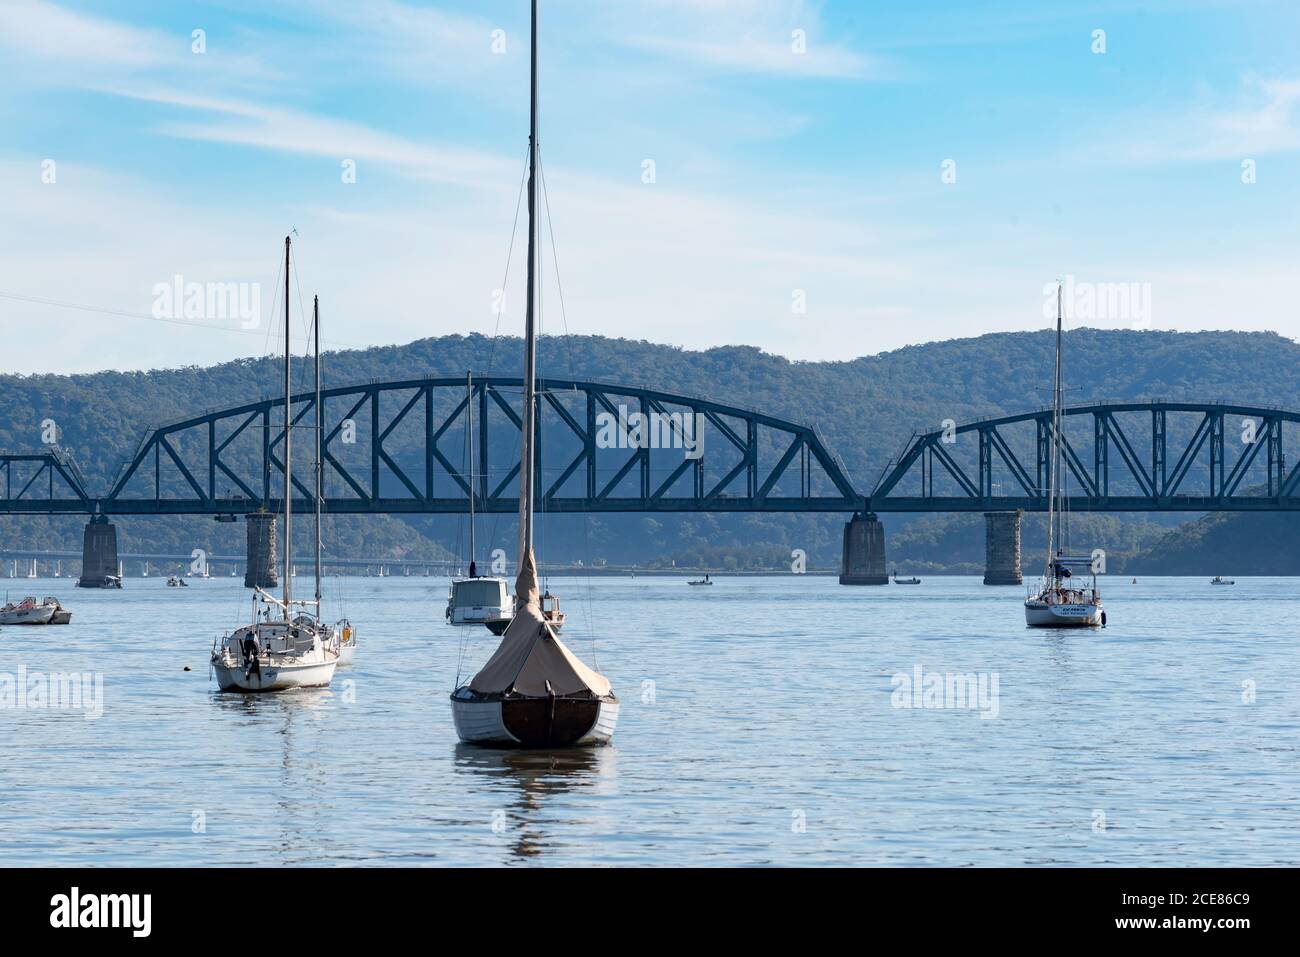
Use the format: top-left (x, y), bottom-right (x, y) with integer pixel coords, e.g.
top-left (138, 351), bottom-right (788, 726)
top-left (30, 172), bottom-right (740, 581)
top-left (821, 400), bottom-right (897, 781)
top-left (244, 512), bottom-right (278, 589)
top-left (983, 510), bottom-right (1023, 585)
top-left (840, 512), bottom-right (888, 585)
top-left (77, 516), bottom-right (119, 587)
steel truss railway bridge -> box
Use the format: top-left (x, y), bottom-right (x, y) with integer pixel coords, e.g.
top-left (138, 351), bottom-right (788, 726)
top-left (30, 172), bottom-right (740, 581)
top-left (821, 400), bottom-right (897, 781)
top-left (2, 377), bottom-right (1297, 585)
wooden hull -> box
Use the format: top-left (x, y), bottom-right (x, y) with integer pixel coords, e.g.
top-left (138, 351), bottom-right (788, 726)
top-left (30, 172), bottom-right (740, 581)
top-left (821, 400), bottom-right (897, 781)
top-left (451, 693), bottom-right (618, 747)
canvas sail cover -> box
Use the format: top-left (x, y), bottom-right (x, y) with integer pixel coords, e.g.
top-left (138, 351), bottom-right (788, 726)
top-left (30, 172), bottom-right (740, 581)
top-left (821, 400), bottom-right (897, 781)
top-left (469, 550), bottom-right (612, 697)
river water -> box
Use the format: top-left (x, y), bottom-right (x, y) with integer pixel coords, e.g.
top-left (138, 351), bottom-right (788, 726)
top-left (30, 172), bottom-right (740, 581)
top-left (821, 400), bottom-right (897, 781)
top-left (1, 574), bottom-right (1295, 866)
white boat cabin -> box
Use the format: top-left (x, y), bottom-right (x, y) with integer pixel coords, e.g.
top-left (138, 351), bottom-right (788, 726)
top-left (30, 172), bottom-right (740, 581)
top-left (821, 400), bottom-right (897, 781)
top-left (447, 576), bottom-right (511, 626)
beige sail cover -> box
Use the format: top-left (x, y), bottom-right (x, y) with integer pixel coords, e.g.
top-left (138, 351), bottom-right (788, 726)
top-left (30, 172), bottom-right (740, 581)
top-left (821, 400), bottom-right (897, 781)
top-left (469, 550), bottom-right (612, 697)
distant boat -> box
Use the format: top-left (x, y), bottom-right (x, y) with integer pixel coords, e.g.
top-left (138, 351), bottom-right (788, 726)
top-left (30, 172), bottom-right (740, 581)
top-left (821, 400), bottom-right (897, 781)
top-left (1025, 284), bottom-right (1104, 628)
top-left (446, 372), bottom-right (512, 633)
top-left (1, 596), bottom-right (69, 624)
top-left (892, 574), bottom-right (921, 585)
top-left (1211, 576), bottom-right (1235, 585)
top-left (0, 596), bottom-right (61, 625)
top-left (167, 576), bottom-right (188, 587)
top-left (688, 574), bottom-right (713, 586)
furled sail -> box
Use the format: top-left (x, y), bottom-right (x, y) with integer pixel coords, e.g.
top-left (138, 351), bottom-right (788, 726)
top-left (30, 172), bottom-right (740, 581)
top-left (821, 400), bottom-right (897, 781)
top-left (468, 549), bottom-right (611, 698)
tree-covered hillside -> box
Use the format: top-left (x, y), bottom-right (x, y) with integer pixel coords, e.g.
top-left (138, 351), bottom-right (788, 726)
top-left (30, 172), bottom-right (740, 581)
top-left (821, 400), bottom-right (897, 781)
top-left (2, 328), bottom-right (1298, 573)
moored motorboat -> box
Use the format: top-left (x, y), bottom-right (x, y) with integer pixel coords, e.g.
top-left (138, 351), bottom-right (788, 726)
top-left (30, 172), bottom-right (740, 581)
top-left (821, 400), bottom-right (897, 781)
top-left (0, 596), bottom-right (57, 625)
top-left (45, 597), bottom-right (72, 624)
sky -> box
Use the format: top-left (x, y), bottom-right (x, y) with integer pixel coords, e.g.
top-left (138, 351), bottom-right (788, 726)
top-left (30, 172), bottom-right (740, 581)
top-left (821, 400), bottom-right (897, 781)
top-left (0, 0), bottom-right (1298, 374)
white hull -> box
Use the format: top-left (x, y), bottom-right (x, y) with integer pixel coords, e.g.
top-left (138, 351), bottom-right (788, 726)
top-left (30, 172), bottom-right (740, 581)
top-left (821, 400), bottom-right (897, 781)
top-left (451, 696), bottom-right (619, 746)
top-left (449, 607), bottom-right (511, 626)
top-left (211, 657), bottom-right (337, 692)
top-left (337, 642), bottom-right (357, 666)
top-left (1025, 601), bottom-right (1102, 627)
top-left (0, 606), bottom-right (56, 625)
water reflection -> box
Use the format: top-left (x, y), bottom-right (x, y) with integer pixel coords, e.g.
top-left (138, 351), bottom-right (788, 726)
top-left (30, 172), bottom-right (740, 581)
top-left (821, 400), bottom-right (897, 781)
top-left (207, 688), bottom-right (334, 861)
top-left (453, 744), bottom-right (617, 860)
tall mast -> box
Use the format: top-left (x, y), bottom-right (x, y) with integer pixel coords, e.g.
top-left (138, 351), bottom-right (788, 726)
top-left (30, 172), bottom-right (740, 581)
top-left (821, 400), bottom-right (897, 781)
top-left (467, 371), bottom-right (477, 577)
top-left (314, 294), bottom-right (322, 610)
top-left (517, 0), bottom-right (539, 571)
top-left (1046, 282), bottom-right (1062, 576)
top-left (282, 235), bottom-right (293, 615)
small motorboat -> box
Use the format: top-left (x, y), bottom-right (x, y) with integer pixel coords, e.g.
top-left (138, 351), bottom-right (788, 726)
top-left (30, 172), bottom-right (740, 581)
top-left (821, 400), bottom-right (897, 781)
top-left (485, 590), bottom-right (565, 635)
top-left (891, 569), bottom-right (921, 584)
top-left (167, 576), bottom-right (188, 587)
top-left (688, 574), bottom-right (713, 586)
top-left (1210, 576), bottom-right (1235, 585)
top-left (44, 597), bottom-right (72, 624)
top-left (0, 596), bottom-right (58, 625)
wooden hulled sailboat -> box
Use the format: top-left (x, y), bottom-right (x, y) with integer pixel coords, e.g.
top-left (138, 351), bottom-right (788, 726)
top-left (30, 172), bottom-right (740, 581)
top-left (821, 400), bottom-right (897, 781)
top-left (450, 0), bottom-right (618, 747)
top-left (210, 237), bottom-right (341, 691)
top-left (1024, 284), bottom-right (1104, 628)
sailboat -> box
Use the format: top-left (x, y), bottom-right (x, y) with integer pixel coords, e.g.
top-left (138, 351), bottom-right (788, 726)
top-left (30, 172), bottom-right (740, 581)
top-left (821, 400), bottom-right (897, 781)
top-left (1025, 284), bottom-right (1104, 628)
top-left (446, 372), bottom-right (512, 631)
top-left (450, 0), bottom-right (618, 747)
top-left (210, 236), bottom-right (341, 691)
top-left (310, 295), bottom-right (357, 665)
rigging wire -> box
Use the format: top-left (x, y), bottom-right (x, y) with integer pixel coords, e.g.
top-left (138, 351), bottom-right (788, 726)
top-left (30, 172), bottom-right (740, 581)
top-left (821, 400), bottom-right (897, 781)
top-left (537, 147), bottom-right (598, 659)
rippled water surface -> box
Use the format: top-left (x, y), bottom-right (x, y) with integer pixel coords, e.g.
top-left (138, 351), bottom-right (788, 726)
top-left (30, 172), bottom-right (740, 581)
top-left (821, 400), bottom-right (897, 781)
top-left (2, 574), bottom-right (1296, 866)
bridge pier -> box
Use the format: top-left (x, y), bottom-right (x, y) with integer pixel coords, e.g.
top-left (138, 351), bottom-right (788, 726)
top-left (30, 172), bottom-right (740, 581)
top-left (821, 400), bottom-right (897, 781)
top-left (77, 516), bottom-right (120, 587)
top-left (839, 512), bottom-right (888, 585)
top-left (983, 510), bottom-right (1023, 585)
top-left (244, 512), bottom-right (278, 589)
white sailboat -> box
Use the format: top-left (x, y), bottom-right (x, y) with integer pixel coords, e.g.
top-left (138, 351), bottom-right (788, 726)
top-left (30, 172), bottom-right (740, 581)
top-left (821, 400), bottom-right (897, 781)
top-left (1025, 284), bottom-right (1105, 628)
top-left (446, 372), bottom-right (512, 631)
top-left (210, 236), bottom-right (340, 692)
top-left (451, 0), bottom-right (618, 747)
top-left (310, 295), bottom-right (358, 666)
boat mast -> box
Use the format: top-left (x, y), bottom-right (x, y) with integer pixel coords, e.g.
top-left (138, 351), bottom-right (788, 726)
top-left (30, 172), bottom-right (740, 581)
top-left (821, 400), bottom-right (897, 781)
top-left (517, 0), bottom-right (539, 574)
top-left (466, 371), bottom-right (477, 577)
top-left (314, 294), bottom-right (322, 611)
top-left (1045, 282), bottom-right (1063, 578)
top-left (282, 235), bottom-right (292, 617)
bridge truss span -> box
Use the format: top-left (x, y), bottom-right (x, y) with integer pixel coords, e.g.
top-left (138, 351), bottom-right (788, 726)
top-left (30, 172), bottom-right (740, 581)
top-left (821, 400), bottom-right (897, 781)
top-left (0, 377), bottom-right (861, 516)
top-left (870, 401), bottom-right (1300, 512)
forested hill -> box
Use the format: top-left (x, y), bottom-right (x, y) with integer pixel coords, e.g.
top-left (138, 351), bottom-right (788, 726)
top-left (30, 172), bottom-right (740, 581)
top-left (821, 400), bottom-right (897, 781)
top-left (2, 328), bottom-right (1299, 572)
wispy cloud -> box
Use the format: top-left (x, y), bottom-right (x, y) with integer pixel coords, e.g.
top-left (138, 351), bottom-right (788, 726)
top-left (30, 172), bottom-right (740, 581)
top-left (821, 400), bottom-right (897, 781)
top-left (609, 0), bottom-right (891, 79)
top-left (0, 0), bottom-right (169, 68)
top-left (1119, 74), bottom-right (1300, 163)
top-left (106, 86), bottom-right (515, 189)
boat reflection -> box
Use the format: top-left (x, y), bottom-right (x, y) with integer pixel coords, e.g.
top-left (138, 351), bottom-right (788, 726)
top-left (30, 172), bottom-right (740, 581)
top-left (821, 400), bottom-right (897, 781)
top-left (453, 744), bottom-right (617, 861)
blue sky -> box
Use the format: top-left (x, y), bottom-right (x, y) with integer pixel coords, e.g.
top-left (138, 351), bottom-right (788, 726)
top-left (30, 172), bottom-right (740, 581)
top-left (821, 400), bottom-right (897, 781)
top-left (1, 0), bottom-right (1298, 373)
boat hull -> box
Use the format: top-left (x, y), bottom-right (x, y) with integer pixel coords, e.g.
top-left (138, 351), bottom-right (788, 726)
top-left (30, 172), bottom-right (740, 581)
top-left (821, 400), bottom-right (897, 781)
top-left (451, 693), bottom-right (618, 747)
top-left (1024, 601), bottom-right (1102, 627)
top-left (211, 658), bottom-right (337, 692)
top-left (0, 607), bottom-right (56, 625)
